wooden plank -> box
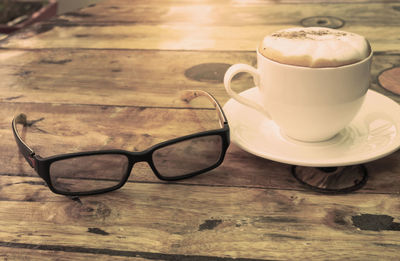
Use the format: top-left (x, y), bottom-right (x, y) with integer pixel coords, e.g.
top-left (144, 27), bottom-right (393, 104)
top-left (1, 102), bottom-right (400, 194)
top-left (3, 49), bottom-right (253, 107)
top-left (58, 2), bottom-right (400, 26)
top-left (0, 50), bottom-right (399, 107)
top-left (1, 2), bottom-right (399, 51)
top-left (1, 176), bottom-right (400, 260)
top-left (2, 23), bottom-right (398, 53)
top-left (84, 0), bottom-right (400, 5)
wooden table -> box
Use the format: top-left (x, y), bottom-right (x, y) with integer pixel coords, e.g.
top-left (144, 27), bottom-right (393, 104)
top-left (1, 0), bottom-right (400, 260)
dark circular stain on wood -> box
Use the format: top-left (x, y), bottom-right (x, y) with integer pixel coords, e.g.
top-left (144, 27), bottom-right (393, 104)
top-left (300, 16), bottom-right (345, 29)
top-left (378, 67), bottom-right (400, 95)
top-left (352, 214), bottom-right (400, 231)
top-left (185, 63), bottom-right (231, 83)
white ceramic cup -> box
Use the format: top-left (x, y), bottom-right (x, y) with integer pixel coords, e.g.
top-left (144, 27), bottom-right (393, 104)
top-left (224, 49), bottom-right (373, 142)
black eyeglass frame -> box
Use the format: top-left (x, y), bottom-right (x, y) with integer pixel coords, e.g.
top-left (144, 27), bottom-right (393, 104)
top-left (12, 90), bottom-right (230, 196)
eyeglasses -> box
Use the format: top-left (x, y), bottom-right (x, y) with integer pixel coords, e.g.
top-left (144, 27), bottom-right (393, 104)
top-left (12, 90), bottom-right (230, 196)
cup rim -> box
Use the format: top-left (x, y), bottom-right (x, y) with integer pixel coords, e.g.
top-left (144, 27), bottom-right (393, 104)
top-left (256, 48), bottom-right (373, 70)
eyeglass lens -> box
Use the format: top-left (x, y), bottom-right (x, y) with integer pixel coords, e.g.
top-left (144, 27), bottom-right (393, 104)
top-left (50, 154), bottom-right (129, 193)
top-left (152, 135), bottom-right (223, 178)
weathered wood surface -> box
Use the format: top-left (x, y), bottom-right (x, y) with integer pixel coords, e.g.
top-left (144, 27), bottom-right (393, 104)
top-left (1, 0), bottom-right (400, 260)
top-left (0, 50), bottom-right (399, 107)
top-left (1, 176), bottom-right (400, 260)
top-left (57, 2), bottom-right (400, 26)
top-left (1, 3), bottom-right (399, 52)
top-left (2, 24), bottom-right (399, 53)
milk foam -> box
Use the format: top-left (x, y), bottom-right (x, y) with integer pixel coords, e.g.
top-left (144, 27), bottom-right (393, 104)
top-left (259, 27), bottom-right (370, 68)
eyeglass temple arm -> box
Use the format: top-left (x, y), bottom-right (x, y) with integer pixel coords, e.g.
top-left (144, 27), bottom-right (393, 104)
top-left (180, 90), bottom-right (228, 128)
top-left (12, 114), bottom-right (37, 169)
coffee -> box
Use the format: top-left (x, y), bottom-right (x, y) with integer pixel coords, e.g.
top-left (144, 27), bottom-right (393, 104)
top-left (259, 27), bottom-right (370, 68)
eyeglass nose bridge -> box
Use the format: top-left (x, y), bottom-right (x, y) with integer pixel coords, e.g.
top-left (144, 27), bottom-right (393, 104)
top-left (124, 150), bottom-right (163, 179)
top-left (127, 149), bottom-right (154, 164)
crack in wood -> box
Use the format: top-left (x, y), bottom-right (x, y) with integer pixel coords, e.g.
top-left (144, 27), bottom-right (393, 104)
top-left (264, 233), bottom-right (305, 240)
top-left (39, 59), bottom-right (72, 65)
top-left (198, 219), bottom-right (223, 231)
top-left (14, 71), bottom-right (32, 77)
top-left (87, 227), bottom-right (110, 236)
top-left (374, 243), bottom-right (400, 248)
top-left (63, 12), bottom-right (93, 18)
top-left (253, 216), bottom-right (299, 224)
top-left (2, 181), bottom-right (45, 187)
top-left (0, 241), bottom-right (274, 260)
top-left (75, 34), bottom-right (90, 38)
top-left (4, 95), bottom-right (24, 101)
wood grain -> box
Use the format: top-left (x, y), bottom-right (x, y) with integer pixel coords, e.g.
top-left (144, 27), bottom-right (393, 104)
top-left (57, 2), bottom-right (400, 26)
top-left (2, 24), bottom-right (399, 53)
top-left (1, 3), bottom-right (399, 52)
top-left (0, 50), bottom-right (398, 107)
top-left (0, 49), bottom-right (254, 107)
top-left (1, 176), bottom-right (400, 260)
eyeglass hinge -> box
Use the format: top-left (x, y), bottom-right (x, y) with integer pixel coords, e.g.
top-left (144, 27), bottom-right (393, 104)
top-left (27, 153), bottom-right (37, 169)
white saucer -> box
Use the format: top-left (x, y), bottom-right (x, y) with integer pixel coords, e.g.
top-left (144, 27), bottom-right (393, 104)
top-left (223, 87), bottom-right (400, 167)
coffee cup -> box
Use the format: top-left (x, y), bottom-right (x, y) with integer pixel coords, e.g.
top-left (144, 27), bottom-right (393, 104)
top-left (224, 27), bottom-right (373, 142)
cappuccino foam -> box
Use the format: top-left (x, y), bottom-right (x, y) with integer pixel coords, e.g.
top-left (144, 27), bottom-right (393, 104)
top-left (259, 27), bottom-right (370, 68)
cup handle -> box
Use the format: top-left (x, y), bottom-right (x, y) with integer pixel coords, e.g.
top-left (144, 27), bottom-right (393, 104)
top-left (224, 64), bottom-right (271, 120)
